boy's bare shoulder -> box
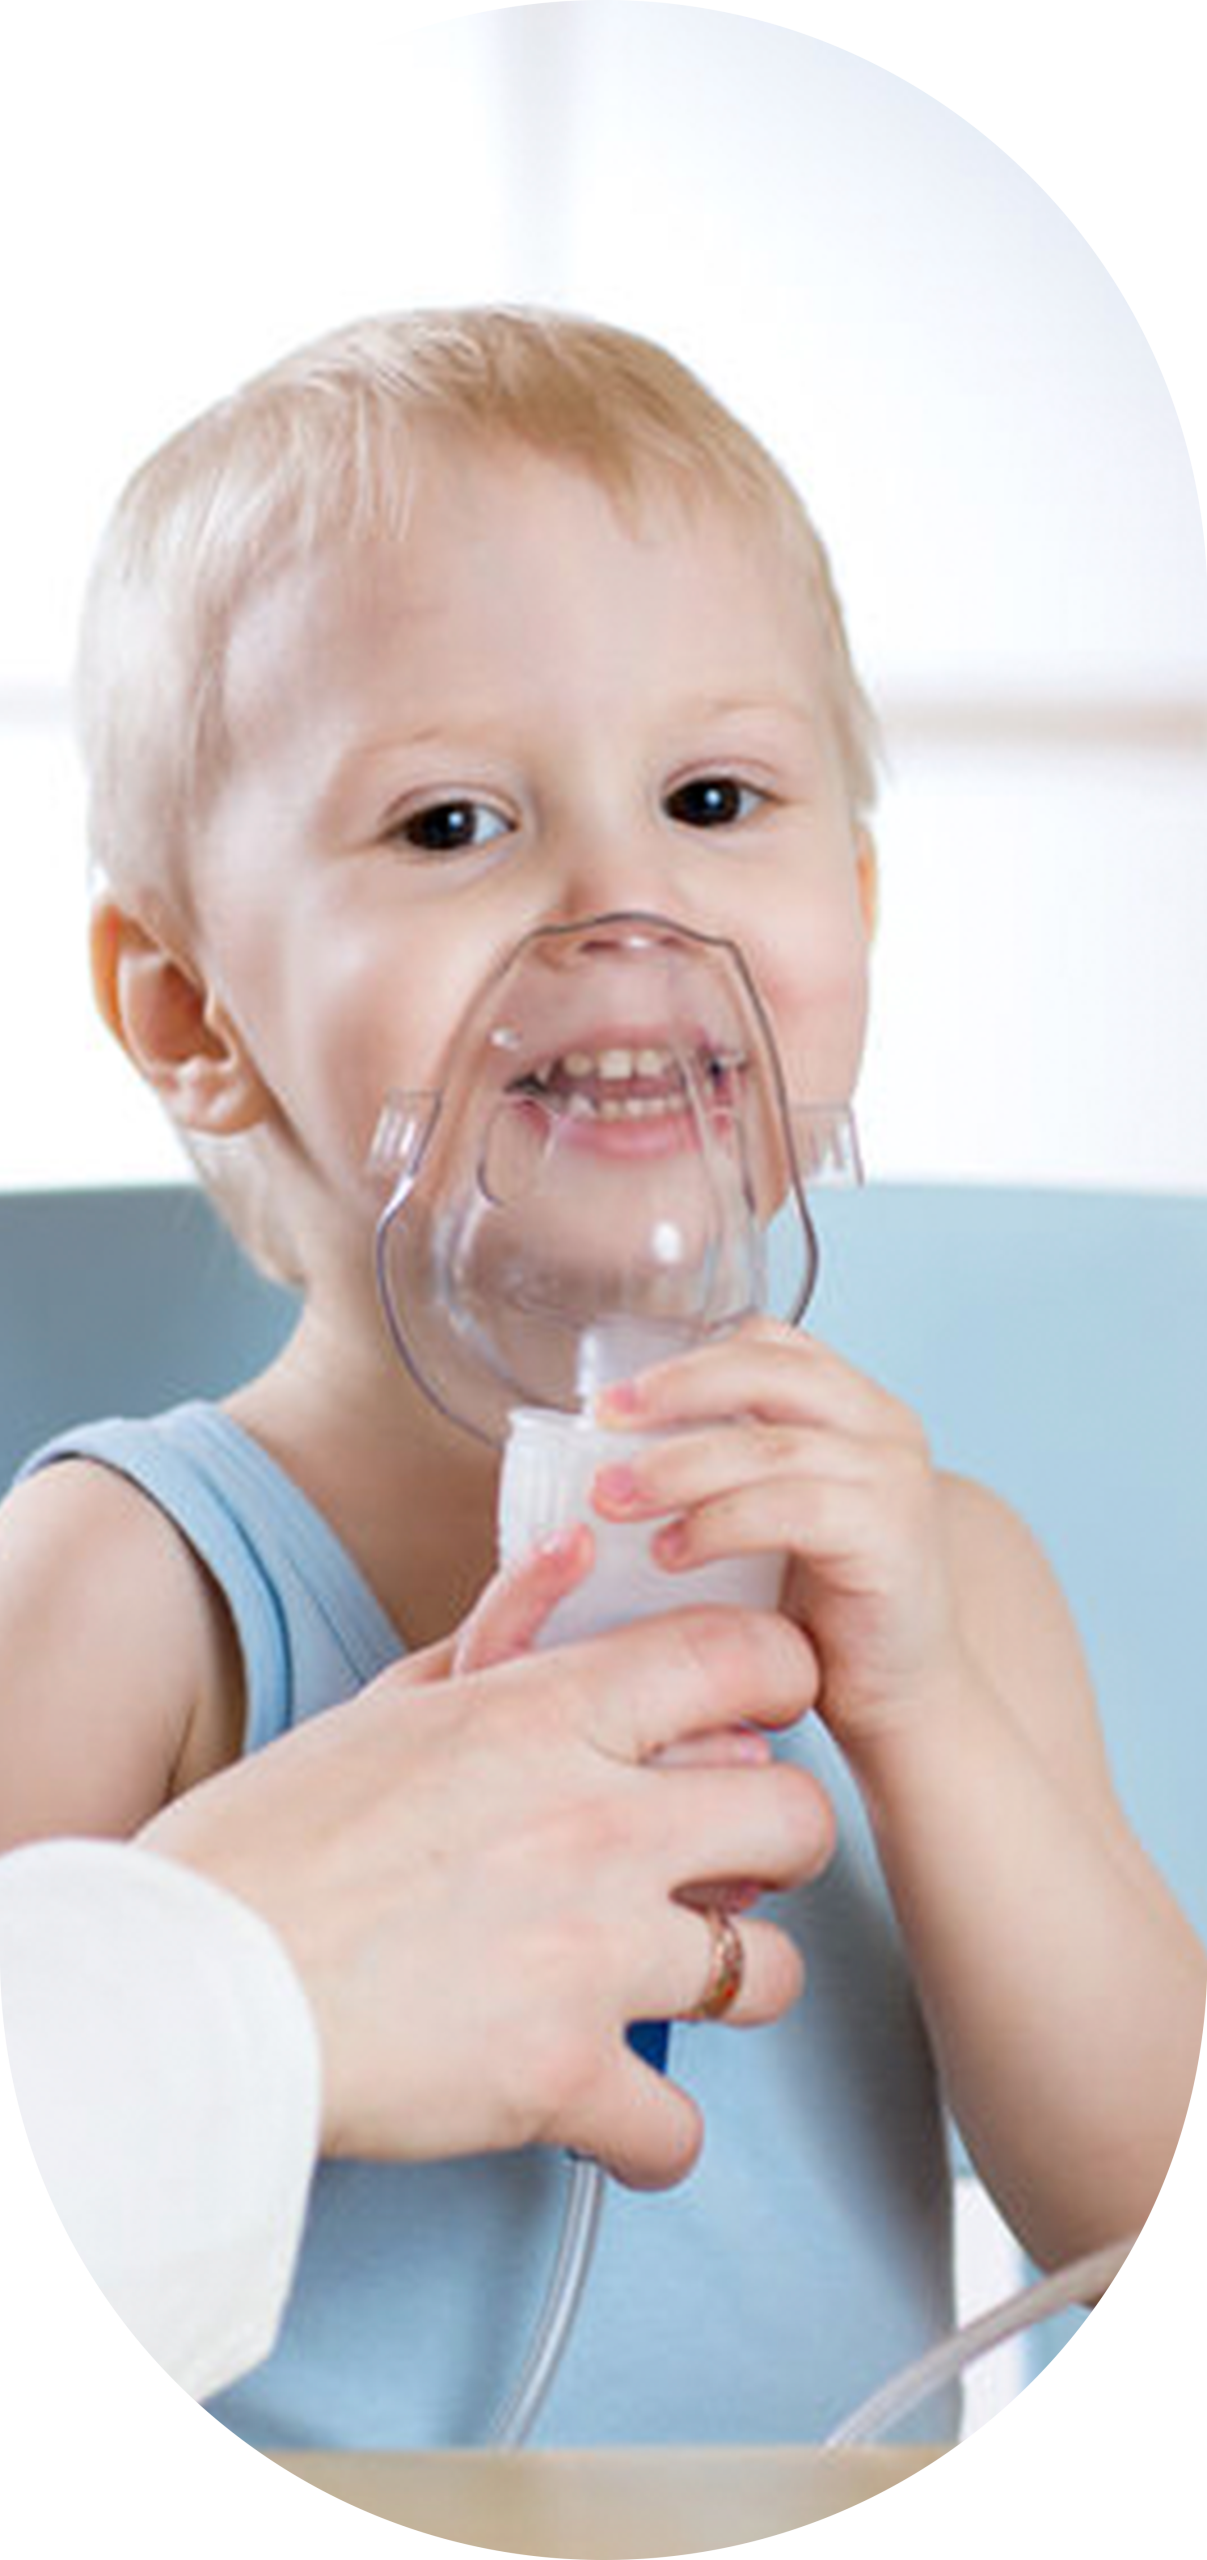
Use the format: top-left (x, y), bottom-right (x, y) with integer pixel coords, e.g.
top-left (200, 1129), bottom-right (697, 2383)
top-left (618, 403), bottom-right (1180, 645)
top-left (0, 1459), bottom-right (245, 1847)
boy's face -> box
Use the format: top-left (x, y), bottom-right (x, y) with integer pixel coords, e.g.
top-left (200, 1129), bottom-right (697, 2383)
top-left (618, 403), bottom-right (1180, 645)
top-left (189, 438), bottom-right (875, 1276)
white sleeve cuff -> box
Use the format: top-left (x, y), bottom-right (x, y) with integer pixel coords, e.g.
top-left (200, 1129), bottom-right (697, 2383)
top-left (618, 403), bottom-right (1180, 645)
top-left (0, 1837), bottom-right (323, 2401)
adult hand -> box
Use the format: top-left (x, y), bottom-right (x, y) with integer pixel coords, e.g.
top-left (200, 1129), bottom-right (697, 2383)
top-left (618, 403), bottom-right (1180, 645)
top-left (141, 1544), bottom-right (830, 2190)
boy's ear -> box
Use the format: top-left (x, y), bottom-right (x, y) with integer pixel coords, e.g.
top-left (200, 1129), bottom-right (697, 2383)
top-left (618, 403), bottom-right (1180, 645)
top-left (90, 897), bottom-right (272, 1136)
top-left (855, 828), bottom-right (879, 941)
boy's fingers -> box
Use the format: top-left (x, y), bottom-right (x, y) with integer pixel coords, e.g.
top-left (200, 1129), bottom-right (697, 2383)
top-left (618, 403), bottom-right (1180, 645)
top-left (595, 1322), bottom-right (913, 1443)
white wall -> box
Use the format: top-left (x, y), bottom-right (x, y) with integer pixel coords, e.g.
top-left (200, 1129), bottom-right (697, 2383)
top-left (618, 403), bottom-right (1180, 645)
top-left (2, 1), bottom-right (1204, 1194)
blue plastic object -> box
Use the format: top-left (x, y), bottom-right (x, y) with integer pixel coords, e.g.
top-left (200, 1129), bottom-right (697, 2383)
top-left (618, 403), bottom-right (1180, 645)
top-left (627, 2019), bottom-right (671, 2072)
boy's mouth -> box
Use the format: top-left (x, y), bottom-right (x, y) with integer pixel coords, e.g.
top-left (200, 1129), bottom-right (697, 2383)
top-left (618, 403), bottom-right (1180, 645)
top-left (506, 1039), bottom-right (745, 1125)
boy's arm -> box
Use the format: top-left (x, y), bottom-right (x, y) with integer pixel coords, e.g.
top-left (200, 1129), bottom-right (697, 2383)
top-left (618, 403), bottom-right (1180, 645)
top-left (588, 1324), bottom-right (1206, 2272)
top-left (0, 1463), bottom-right (243, 1849)
top-left (854, 1475), bottom-right (1205, 2270)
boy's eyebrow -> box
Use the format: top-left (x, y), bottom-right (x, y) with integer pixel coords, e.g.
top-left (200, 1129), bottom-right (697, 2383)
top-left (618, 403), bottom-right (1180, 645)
top-left (666, 694), bottom-right (829, 756)
top-left (677, 693), bottom-right (819, 729)
top-left (340, 697), bottom-right (818, 749)
top-left (311, 725), bottom-right (493, 825)
top-left (314, 695), bottom-right (824, 824)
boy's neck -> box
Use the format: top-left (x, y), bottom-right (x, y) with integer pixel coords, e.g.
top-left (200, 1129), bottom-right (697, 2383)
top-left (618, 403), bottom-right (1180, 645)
top-left (223, 1300), bottom-right (502, 1655)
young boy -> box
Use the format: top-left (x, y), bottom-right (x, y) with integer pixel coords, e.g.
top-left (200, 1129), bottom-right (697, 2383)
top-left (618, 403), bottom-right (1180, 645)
top-left (0, 310), bottom-right (1201, 2450)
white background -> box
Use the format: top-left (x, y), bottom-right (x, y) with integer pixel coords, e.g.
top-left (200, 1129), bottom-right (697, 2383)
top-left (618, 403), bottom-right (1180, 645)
top-left (0, 12), bottom-right (1204, 1198)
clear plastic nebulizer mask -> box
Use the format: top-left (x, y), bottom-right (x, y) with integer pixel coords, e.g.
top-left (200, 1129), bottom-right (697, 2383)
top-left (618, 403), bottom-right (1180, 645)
top-left (370, 909), bottom-right (859, 1635)
top-left (371, 909), bottom-right (860, 1421)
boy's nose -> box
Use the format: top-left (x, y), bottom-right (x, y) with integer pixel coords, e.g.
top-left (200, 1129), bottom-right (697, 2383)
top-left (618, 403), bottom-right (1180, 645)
top-left (538, 911), bottom-right (688, 976)
top-left (544, 817), bottom-right (679, 932)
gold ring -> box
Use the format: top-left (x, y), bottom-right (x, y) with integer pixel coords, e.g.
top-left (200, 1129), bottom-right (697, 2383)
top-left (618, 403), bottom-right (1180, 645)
top-left (689, 1907), bottom-right (745, 2022)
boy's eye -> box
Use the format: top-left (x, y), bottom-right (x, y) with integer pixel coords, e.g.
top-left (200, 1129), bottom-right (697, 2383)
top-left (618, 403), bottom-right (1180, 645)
top-left (393, 799), bottom-right (512, 854)
top-left (664, 776), bottom-right (765, 829)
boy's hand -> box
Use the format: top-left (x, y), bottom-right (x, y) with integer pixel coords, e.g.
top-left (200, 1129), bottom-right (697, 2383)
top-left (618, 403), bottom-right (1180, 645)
top-left (590, 1316), bottom-right (970, 1753)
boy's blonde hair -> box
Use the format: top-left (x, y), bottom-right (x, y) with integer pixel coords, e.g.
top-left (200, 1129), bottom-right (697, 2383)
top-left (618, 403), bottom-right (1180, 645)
top-left (77, 306), bottom-right (879, 1274)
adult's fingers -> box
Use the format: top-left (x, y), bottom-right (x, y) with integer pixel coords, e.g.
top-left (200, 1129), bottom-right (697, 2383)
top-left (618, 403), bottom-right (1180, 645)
top-left (454, 1525), bottom-right (595, 1672)
top-left (642, 1757), bottom-right (835, 1903)
top-left (567, 1909), bottom-right (805, 2188)
top-left (567, 2054), bottom-right (705, 2190)
top-left (552, 1603), bottom-right (818, 1761)
top-left (661, 1899), bottom-right (805, 2030)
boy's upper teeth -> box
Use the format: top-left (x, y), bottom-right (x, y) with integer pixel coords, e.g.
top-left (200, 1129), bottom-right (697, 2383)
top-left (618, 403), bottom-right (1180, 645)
top-left (546, 1045), bottom-right (674, 1083)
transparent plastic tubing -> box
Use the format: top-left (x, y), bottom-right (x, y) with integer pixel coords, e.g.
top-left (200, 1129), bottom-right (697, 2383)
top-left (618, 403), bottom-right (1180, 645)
top-left (823, 2233), bottom-right (1136, 2447)
top-left (488, 2156), bottom-right (609, 2448)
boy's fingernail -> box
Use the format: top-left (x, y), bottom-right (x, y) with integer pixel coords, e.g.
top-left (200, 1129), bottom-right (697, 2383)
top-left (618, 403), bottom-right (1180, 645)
top-left (595, 1379), bottom-right (643, 1421)
top-left (653, 1520), bottom-right (689, 1566)
top-left (592, 1462), bottom-right (643, 1511)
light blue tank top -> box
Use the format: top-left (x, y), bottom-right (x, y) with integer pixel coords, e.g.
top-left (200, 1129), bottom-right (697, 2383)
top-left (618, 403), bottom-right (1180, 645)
top-left (28, 1402), bottom-right (957, 2447)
